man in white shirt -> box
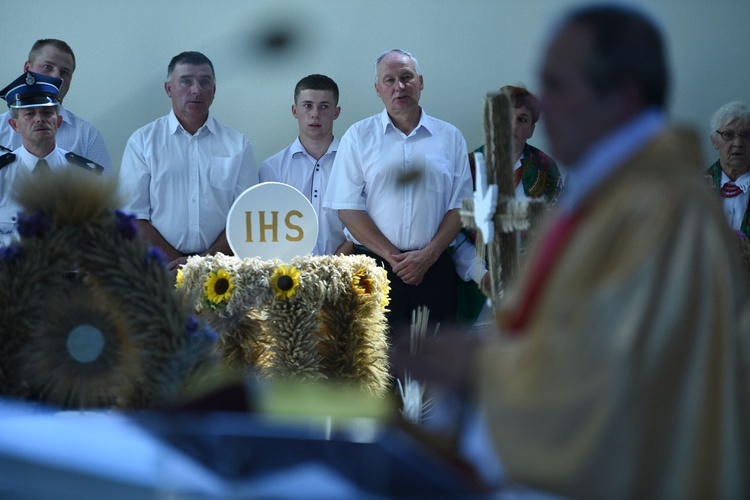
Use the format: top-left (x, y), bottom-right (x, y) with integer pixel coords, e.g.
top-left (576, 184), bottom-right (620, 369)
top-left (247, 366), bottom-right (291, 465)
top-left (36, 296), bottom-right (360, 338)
top-left (260, 74), bottom-right (350, 255)
top-left (324, 49), bottom-right (473, 331)
top-left (0, 39), bottom-right (112, 171)
top-left (119, 51), bottom-right (258, 271)
top-left (0, 71), bottom-right (104, 245)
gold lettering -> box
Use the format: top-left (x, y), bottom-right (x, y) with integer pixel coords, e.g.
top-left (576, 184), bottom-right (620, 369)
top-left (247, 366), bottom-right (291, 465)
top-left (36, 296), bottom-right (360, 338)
top-left (285, 210), bottom-right (304, 242)
top-left (259, 211), bottom-right (279, 242)
top-left (245, 211), bottom-right (253, 242)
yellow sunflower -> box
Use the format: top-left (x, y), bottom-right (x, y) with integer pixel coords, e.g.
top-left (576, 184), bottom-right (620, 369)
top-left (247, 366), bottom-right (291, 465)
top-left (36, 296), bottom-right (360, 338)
top-left (175, 268), bottom-right (184, 289)
top-left (270, 265), bottom-right (300, 300)
top-left (205, 268), bottom-right (235, 305)
top-left (352, 268), bottom-right (374, 296)
top-left (380, 281), bottom-right (391, 309)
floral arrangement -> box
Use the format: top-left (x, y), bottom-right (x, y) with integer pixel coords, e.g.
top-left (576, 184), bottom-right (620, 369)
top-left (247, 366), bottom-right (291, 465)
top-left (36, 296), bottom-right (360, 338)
top-left (0, 170), bottom-right (217, 409)
top-left (177, 252), bottom-right (392, 397)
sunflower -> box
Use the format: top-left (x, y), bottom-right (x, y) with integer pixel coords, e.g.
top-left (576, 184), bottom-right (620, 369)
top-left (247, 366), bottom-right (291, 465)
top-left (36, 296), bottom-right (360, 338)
top-left (380, 281), bottom-right (391, 309)
top-left (270, 265), bottom-right (300, 300)
top-left (352, 268), bottom-right (374, 296)
top-left (205, 268), bottom-right (234, 305)
top-left (175, 268), bottom-right (184, 289)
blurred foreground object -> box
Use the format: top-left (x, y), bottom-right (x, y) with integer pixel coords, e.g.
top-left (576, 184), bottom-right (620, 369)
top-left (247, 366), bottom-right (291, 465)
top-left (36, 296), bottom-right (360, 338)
top-left (0, 170), bottom-right (217, 409)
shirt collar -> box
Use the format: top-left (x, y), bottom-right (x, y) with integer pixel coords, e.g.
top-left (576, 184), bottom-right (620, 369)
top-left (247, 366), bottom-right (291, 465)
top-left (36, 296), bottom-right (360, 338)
top-left (16, 146), bottom-right (61, 172)
top-left (379, 107), bottom-right (433, 137)
top-left (291, 136), bottom-right (340, 158)
top-left (722, 170), bottom-right (750, 192)
top-left (561, 107), bottom-right (666, 213)
top-left (168, 109), bottom-right (215, 136)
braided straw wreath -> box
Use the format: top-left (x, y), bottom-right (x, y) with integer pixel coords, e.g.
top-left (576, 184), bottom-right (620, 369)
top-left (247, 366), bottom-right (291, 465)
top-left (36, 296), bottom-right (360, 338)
top-left (178, 252), bottom-right (392, 397)
top-left (0, 170), bottom-right (216, 409)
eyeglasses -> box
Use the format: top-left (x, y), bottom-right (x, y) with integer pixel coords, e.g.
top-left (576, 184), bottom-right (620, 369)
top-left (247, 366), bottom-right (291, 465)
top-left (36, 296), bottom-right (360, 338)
top-left (716, 130), bottom-right (750, 142)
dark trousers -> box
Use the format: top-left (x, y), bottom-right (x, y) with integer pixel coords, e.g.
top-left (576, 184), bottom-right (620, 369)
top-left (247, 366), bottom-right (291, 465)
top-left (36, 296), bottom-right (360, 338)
top-left (353, 245), bottom-right (457, 337)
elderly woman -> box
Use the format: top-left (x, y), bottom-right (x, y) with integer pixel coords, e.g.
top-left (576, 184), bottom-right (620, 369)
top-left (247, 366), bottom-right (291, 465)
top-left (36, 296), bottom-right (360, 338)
top-left (706, 102), bottom-right (750, 237)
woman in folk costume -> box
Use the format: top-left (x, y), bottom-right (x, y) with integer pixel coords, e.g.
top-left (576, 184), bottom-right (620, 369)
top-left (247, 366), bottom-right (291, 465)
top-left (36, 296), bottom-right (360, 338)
top-left (455, 85), bottom-right (564, 323)
top-left (705, 102), bottom-right (750, 237)
top-left (469, 84), bottom-right (563, 207)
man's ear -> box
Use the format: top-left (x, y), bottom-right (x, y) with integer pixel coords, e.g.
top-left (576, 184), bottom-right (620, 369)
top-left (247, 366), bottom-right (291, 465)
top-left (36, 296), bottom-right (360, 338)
top-left (374, 82), bottom-right (381, 98)
top-left (291, 104), bottom-right (297, 119)
top-left (164, 81), bottom-right (172, 97)
top-left (57, 114), bottom-right (63, 128)
top-left (334, 106), bottom-right (341, 120)
top-left (8, 117), bottom-right (18, 133)
top-left (23, 61), bottom-right (31, 72)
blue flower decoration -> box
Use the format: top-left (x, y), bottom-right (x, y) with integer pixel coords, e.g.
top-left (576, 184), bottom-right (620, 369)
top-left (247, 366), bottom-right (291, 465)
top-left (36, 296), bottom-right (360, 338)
top-left (185, 315), bottom-right (200, 336)
top-left (114, 210), bottom-right (138, 239)
top-left (145, 247), bottom-right (166, 267)
top-left (185, 316), bottom-right (218, 343)
top-left (16, 212), bottom-right (51, 239)
top-left (0, 245), bottom-right (22, 262)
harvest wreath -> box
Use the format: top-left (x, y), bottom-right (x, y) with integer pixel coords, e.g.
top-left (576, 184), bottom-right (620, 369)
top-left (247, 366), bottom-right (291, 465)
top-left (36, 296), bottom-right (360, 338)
top-left (177, 252), bottom-right (392, 397)
top-left (0, 170), bottom-right (216, 409)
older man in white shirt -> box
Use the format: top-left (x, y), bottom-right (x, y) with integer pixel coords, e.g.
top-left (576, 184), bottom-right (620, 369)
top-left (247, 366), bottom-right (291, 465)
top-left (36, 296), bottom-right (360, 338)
top-left (324, 49), bottom-right (472, 331)
top-left (119, 51), bottom-right (258, 271)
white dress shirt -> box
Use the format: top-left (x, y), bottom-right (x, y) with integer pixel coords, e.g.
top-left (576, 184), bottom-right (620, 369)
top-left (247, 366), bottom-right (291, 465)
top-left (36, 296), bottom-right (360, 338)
top-left (260, 137), bottom-right (345, 255)
top-left (323, 108), bottom-right (472, 251)
top-left (0, 146), bottom-right (72, 245)
top-left (0, 106), bottom-right (112, 171)
top-left (719, 170), bottom-right (750, 231)
top-left (119, 110), bottom-right (258, 255)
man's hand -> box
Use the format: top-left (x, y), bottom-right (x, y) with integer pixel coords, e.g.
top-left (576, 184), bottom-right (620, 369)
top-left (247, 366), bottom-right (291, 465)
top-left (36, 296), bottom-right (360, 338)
top-left (391, 247), bottom-right (437, 285)
top-left (168, 256), bottom-right (188, 272)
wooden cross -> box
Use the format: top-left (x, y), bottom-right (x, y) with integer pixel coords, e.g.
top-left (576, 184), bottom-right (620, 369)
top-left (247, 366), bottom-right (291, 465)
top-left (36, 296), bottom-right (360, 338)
top-left (460, 91), bottom-right (545, 309)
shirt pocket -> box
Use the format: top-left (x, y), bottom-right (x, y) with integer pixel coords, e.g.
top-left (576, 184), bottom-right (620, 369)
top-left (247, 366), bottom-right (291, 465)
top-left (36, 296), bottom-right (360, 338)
top-left (424, 154), bottom-right (453, 195)
top-left (206, 154), bottom-right (241, 192)
top-left (0, 206), bottom-right (18, 238)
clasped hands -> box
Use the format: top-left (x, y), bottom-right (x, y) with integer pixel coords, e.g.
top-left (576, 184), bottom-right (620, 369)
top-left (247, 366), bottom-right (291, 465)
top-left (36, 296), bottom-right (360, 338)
top-left (389, 247), bottom-right (436, 286)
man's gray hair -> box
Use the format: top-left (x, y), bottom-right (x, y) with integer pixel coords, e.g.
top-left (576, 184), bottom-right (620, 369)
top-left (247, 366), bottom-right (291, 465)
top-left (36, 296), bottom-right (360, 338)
top-left (374, 49), bottom-right (421, 83)
top-left (710, 102), bottom-right (750, 132)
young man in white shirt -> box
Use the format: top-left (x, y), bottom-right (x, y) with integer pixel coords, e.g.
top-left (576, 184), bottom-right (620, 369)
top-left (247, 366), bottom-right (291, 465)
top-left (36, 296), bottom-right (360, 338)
top-left (260, 74), bottom-right (351, 255)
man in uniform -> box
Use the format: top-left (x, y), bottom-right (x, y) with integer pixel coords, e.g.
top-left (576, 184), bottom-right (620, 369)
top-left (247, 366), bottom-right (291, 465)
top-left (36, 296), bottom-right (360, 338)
top-left (0, 71), bottom-right (104, 246)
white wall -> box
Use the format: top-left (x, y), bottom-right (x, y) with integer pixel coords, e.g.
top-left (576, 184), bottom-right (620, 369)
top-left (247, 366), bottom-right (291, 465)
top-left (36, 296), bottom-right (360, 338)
top-left (1, 0), bottom-right (748, 171)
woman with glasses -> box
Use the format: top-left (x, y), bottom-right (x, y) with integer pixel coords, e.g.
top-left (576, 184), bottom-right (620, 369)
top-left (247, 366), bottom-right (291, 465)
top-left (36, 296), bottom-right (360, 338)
top-left (706, 101), bottom-right (750, 236)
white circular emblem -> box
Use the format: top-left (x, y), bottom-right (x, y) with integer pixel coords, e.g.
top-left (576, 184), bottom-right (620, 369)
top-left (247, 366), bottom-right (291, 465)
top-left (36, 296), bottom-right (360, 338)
top-left (227, 182), bottom-right (318, 260)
